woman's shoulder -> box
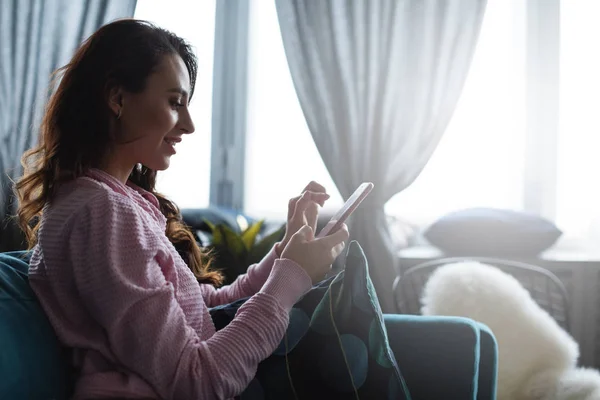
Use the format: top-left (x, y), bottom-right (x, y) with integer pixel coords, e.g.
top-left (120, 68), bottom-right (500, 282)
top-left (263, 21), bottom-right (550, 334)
top-left (44, 177), bottom-right (142, 234)
top-left (40, 176), bottom-right (165, 256)
top-left (54, 176), bottom-right (131, 211)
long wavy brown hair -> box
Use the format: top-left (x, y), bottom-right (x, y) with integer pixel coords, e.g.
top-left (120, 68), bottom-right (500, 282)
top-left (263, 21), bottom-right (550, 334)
top-left (15, 19), bottom-right (222, 286)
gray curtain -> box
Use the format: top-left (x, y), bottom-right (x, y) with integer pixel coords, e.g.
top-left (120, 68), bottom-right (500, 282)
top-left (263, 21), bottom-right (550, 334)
top-left (276, 0), bottom-right (487, 312)
top-left (0, 0), bottom-right (137, 251)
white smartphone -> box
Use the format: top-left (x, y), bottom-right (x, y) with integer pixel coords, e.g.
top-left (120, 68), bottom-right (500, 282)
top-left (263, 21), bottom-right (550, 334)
top-left (316, 182), bottom-right (374, 238)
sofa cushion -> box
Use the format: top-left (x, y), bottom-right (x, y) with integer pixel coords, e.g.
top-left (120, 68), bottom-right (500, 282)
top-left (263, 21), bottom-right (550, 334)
top-left (0, 251), bottom-right (71, 399)
top-left (210, 241), bottom-right (411, 399)
top-left (424, 208), bottom-right (562, 256)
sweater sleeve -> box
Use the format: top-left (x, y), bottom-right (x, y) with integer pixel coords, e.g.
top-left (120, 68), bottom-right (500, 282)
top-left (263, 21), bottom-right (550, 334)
top-left (201, 246), bottom-right (288, 307)
top-left (68, 192), bottom-right (310, 399)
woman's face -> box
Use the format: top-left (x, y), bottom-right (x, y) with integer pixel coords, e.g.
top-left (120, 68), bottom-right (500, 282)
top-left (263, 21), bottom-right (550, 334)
top-left (111, 54), bottom-right (195, 173)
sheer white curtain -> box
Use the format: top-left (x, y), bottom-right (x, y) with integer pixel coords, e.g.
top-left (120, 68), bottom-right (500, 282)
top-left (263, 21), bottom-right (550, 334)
top-left (245, 0), bottom-right (526, 227)
top-left (385, 0), bottom-right (526, 225)
top-left (557, 0), bottom-right (600, 251)
top-left (274, 0), bottom-right (487, 312)
top-left (134, 0), bottom-right (215, 208)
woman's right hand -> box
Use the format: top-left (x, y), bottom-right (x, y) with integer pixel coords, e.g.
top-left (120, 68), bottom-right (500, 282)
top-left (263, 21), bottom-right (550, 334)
top-left (281, 224), bottom-right (349, 283)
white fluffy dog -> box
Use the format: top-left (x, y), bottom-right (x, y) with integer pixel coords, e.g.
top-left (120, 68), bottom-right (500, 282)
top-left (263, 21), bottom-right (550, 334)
top-left (420, 261), bottom-right (600, 400)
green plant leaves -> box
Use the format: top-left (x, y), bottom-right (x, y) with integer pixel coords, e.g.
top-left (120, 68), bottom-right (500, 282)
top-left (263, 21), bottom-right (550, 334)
top-left (242, 220), bottom-right (264, 251)
top-left (248, 224), bottom-right (286, 266)
top-left (202, 219), bottom-right (286, 284)
top-left (204, 221), bottom-right (218, 245)
top-left (218, 224), bottom-right (246, 257)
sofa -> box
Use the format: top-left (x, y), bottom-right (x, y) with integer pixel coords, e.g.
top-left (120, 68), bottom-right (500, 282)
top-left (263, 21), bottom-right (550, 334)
top-left (1, 207), bottom-right (498, 399)
top-left (0, 251), bottom-right (498, 399)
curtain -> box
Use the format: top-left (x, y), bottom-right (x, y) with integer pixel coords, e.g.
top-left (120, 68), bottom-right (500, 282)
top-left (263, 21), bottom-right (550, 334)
top-left (0, 0), bottom-right (137, 251)
top-left (275, 0), bottom-right (487, 312)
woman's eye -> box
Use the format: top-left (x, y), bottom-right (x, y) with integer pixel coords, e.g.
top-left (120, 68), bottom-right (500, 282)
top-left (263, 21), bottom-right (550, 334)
top-left (171, 100), bottom-right (184, 109)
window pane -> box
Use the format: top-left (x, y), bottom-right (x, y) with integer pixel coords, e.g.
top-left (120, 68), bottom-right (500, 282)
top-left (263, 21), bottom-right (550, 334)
top-left (245, 0), bottom-right (526, 225)
top-left (557, 0), bottom-right (600, 245)
top-left (134, 0), bottom-right (215, 208)
top-left (385, 0), bottom-right (527, 225)
top-left (244, 0), bottom-right (343, 221)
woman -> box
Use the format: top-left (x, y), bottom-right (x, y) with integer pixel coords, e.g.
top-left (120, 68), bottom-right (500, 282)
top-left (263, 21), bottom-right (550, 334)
top-left (15, 19), bottom-right (348, 399)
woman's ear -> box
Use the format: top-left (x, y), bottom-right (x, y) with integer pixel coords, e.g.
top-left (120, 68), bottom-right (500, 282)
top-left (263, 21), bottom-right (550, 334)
top-left (107, 85), bottom-right (124, 117)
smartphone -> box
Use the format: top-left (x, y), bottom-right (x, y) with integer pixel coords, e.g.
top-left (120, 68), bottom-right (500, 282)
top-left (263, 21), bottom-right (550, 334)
top-left (316, 182), bottom-right (374, 238)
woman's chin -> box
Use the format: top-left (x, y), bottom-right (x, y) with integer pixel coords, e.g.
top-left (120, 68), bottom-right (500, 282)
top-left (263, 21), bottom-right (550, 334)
top-left (145, 158), bottom-right (171, 172)
top-left (155, 162), bottom-right (170, 171)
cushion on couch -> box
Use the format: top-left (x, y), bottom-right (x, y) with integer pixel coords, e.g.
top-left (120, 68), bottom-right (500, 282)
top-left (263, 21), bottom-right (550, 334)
top-left (424, 208), bottom-right (562, 256)
top-left (210, 241), bottom-right (411, 399)
top-left (0, 251), bottom-right (72, 399)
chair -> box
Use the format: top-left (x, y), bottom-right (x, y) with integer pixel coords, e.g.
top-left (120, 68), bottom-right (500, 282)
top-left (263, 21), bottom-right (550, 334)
top-left (393, 256), bottom-right (571, 332)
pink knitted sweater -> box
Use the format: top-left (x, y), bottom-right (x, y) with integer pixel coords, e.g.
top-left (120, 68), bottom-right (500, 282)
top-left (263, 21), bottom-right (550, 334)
top-left (28, 169), bottom-right (312, 399)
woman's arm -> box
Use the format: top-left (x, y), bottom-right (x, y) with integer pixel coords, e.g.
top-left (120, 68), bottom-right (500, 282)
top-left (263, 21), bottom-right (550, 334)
top-left (69, 192), bottom-right (311, 399)
top-left (200, 246), bottom-right (280, 307)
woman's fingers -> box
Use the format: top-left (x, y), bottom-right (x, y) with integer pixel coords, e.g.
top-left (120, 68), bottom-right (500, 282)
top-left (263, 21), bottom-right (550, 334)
top-left (288, 182), bottom-right (328, 220)
top-left (292, 191), bottom-right (326, 225)
top-left (291, 191), bottom-right (314, 225)
top-left (309, 224), bottom-right (349, 264)
top-left (303, 181), bottom-right (327, 195)
top-left (317, 223), bottom-right (349, 249)
top-left (305, 201), bottom-right (319, 232)
top-left (288, 195), bottom-right (302, 221)
top-left (302, 181), bottom-right (329, 206)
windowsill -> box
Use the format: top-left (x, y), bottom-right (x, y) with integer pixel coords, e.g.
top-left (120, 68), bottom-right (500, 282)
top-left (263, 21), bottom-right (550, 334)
top-left (398, 237), bottom-right (600, 264)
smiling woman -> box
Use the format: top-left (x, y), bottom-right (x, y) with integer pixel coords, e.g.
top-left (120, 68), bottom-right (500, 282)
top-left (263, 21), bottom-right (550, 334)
top-left (14, 19), bottom-right (218, 287)
top-left (11, 18), bottom-right (346, 400)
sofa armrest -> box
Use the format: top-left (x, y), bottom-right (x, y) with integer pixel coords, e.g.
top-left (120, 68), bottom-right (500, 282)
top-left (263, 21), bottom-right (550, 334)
top-left (475, 322), bottom-right (498, 400)
top-left (384, 314), bottom-right (497, 400)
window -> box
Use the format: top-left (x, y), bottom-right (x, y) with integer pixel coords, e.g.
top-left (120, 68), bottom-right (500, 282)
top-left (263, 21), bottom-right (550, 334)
top-left (557, 0), bottom-right (600, 249)
top-left (244, 0), bottom-right (343, 221)
top-left (385, 0), bottom-right (527, 225)
top-left (134, 0), bottom-right (215, 208)
top-left (244, 0), bottom-right (527, 225)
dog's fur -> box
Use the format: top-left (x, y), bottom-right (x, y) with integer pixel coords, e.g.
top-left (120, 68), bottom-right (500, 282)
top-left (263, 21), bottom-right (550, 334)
top-left (420, 261), bottom-right (600, 400)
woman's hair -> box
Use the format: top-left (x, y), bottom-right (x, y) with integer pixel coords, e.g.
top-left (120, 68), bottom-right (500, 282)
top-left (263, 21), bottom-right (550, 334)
top-left (15, 19), bottom-right (222, 286)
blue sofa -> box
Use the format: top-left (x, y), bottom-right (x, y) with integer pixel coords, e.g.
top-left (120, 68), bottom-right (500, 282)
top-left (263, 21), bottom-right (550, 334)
top-left (0, 251), bottom-right (497, 399)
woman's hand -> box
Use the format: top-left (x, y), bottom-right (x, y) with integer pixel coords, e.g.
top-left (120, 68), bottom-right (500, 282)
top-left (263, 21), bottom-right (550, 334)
top-left (275, 181), bottom-right (329, 256)
top-left (281, 224), bottom-right (349, 283)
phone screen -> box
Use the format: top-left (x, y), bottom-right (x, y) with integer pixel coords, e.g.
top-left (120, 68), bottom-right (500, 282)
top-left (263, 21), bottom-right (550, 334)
top-left (316, 182), bottom-right (374, 238)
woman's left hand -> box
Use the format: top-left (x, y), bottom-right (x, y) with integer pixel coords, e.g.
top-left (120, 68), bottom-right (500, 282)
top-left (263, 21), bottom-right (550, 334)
top-left (275, 181), bottom-right (330, 257)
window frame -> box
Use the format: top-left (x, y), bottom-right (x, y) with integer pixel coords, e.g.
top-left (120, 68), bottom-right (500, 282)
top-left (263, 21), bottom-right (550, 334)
top-left (209, 0), bottom-right (251, 210)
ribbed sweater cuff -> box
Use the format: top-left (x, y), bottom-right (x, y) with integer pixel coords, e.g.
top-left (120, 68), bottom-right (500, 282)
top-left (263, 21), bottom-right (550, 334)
top-left (259, 259), bottom-right (312, 311)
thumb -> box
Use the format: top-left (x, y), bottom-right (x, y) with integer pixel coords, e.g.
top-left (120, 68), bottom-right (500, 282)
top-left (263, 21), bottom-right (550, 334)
top-left (317, 223), bottom-right (349, 247)
top-left (292, 224), bottom-right (314, 241)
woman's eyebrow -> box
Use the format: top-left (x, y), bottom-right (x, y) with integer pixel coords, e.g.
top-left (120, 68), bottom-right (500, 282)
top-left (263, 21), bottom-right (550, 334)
top-left (167, 87), bottom-right (188, 97)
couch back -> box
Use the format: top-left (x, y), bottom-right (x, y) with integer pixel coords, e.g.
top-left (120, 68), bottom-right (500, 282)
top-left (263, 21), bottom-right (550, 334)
top-left (0, 251), bottom-right (71, 399)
